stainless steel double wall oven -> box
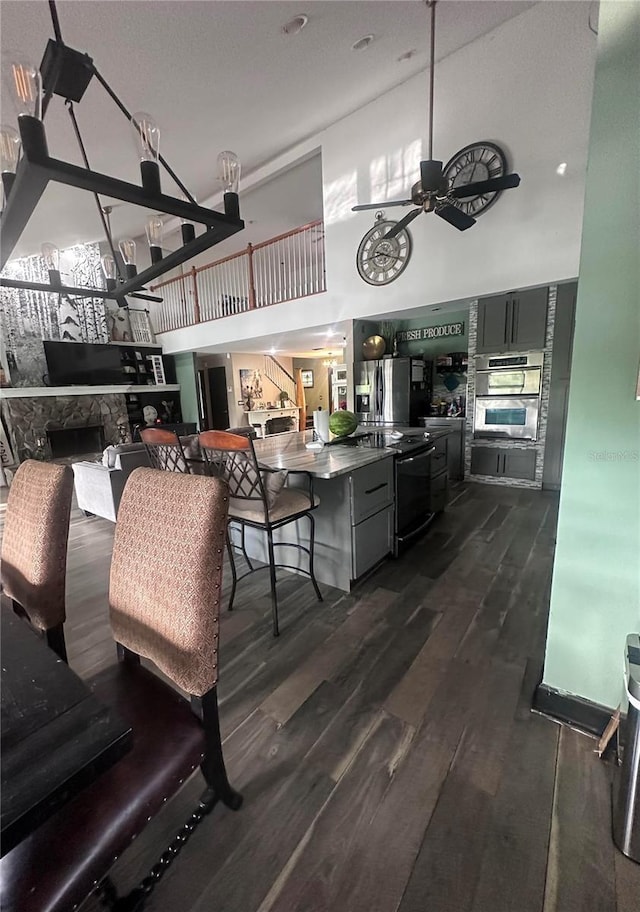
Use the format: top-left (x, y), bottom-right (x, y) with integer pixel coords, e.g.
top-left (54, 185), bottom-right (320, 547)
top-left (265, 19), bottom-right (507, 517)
top-left (474, 352), bottom-right (543, 441)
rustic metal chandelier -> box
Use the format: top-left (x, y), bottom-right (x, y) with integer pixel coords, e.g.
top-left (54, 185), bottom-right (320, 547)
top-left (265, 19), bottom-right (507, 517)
top-left (0, 0), bottom-right (245, 306)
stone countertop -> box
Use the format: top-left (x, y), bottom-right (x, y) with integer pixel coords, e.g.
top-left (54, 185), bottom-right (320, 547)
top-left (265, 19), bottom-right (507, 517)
top-left (253, 431), bottom-right (394, 479)
top-left (253, 427), bottom-right (452, 479)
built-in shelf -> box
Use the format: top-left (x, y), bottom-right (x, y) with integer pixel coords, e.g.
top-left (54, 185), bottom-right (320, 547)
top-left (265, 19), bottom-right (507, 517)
top-left (1, 384), bottom-right (180, 398)
top-left (108, 341), bottom-right (160, 349)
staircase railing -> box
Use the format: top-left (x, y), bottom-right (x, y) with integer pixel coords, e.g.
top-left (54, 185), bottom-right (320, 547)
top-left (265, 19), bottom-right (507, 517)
top-left (263, 354), bottom-right (296, 401)
top-left (152, 220), bottom-right (325, 334)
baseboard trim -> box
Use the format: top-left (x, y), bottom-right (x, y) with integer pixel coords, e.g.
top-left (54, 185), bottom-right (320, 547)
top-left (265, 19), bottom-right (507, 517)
top-left (533, 684), bottom-right (614, 737)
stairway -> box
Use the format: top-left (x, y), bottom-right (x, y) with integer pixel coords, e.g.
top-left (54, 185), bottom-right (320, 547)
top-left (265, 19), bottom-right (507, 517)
top-left (263, 355), bottom-right (296, 402)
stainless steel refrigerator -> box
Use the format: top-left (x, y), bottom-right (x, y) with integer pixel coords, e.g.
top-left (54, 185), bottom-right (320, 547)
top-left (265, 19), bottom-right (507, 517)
top-left (354, 358), bottom-right (429, 426)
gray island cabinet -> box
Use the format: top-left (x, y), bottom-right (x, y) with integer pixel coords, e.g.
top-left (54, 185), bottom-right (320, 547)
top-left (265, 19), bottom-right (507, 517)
top-left (242, 432), bottom-right (395, 592)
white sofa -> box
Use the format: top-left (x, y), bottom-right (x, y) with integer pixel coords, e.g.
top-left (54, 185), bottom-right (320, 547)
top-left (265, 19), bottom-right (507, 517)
top-left (72, 444), bottom-right (150, 522)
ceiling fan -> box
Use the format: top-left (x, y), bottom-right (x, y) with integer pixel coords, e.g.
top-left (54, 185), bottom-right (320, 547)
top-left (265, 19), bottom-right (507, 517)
top-left (352, 0), bottom-right (521, 237)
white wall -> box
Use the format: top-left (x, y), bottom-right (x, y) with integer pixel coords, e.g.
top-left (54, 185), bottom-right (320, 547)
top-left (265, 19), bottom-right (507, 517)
top-left (159, 2), bottom-right (596, 355)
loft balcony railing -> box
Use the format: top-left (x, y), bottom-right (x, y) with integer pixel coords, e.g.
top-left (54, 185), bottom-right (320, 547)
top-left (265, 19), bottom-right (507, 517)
top-left (151, 219), bottom-right (325, 334)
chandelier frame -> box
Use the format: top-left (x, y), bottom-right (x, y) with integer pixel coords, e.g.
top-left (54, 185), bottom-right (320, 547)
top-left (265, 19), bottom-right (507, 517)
top-left (0, 1), bottom-right (245, 303)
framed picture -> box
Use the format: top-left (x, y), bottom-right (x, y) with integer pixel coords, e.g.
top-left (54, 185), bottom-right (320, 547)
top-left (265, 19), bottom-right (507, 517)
top-left (301, 369), bottom-right (314, 388)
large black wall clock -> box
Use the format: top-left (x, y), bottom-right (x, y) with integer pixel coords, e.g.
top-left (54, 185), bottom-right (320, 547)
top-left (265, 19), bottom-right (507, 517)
top-left (443, 141), bottom-right (508, 217)
top-left (356, 212), bottom-right (412, 286)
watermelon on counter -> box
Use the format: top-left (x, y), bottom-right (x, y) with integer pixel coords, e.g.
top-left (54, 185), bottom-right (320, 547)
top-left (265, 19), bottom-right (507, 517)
top-left (328, 410), bottom-right (358, 438)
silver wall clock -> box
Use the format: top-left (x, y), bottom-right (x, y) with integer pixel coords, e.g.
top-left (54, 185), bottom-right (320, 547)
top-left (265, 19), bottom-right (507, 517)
top-left (356, 212), bottom-right (412, 286)
top-left (443, 142), bottom-right (508, 217)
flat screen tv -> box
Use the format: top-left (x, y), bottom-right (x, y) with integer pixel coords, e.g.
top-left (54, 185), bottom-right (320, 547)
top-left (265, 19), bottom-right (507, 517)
top-left (44, 341), bottom-right (123, 386)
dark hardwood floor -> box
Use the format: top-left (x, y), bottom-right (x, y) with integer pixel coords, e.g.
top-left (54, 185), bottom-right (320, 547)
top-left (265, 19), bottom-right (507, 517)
top-left (3, 482), bottom-right (638, 911)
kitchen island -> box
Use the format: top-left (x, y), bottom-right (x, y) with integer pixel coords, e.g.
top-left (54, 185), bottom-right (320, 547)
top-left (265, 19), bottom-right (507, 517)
top-left (236, 428), bottom-right (449, 592)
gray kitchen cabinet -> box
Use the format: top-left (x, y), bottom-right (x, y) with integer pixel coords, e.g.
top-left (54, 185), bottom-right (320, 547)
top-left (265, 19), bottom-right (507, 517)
top-left (420, 418), bottom-right (465, 480)
top-left (477, 288), bottom-right (548, 353)
top-left (543, 380), bottom-right (570, 489)
top-left (351, 506), bottom-right (394, 580)
top-left (350, 458), bottom-right (394, 525)
top-left (471, 445), bottom-right (536, 481)
top-left (543, 281), bottom-right (577, 489)
top-left (503, 449), bottom-right (537, 480)
top-left (551, 282), bottom-right (577, 380)
top-left (477, 294), bottom-right (510, 354)
top-left (471, 446), bottom-right (501, 476)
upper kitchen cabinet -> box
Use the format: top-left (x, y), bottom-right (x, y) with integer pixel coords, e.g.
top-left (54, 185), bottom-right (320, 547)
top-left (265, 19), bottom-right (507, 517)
top-left (551, 282), bottom-right (578, 380)
top-left (477, 288), bottom-right (549, 353)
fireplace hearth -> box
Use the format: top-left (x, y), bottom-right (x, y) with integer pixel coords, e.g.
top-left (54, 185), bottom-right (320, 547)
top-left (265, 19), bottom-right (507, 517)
top-left (47, 425), bottom-right (105, 459)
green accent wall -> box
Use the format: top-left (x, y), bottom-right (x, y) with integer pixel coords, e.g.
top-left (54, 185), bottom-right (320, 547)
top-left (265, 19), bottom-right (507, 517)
top-left (542, 1), bottom-right (640, 708)
top-left (174, 352), bottom-right (200, 428)
top-left (353, 312), bottom-right (468, 360)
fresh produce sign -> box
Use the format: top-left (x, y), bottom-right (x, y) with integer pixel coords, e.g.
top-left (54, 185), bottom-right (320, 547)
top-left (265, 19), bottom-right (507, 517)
top-left (396, 322), bottom-right (464, 342)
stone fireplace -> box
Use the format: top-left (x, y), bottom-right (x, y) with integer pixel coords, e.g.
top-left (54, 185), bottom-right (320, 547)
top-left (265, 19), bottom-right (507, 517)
top-left (1, 393), bottom-right (129, 463)
top-left (47, 425), bottom-right (106, 460)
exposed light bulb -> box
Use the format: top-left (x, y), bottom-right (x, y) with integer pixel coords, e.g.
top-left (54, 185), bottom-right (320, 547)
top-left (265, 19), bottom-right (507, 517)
top-left (0, 124), bottom-right (20, 200)
top-left (146, 216), bottom-right (164, 264)
top-left (132, 112), bottom-right (161, 194)
top-left (1, 56), bottom-right (48, 160)
top-left (0, 125), bottom-right (20, 173)
top-left (131, 112), bottom-right (160, 162)
top-left (41, 242), bottom-right (61, 285)
top-left (119, 238), bottom-right (137, 279)
top-left (217, 151), bottom-right (240, 194)
top-left (217, 151), bottom-right (241, 219)
top-left (556, 162), bottom-right (568, 176)
top-left (3, 57), bottom-right (42, 120)
top-left (101, 254), bottom-right (118, 290)
top-left (181, 191), bottom-right (196, 245)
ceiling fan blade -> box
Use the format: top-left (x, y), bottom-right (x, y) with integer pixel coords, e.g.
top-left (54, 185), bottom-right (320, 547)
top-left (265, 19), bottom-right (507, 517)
top-left (435, 204), bottom-right (476, 231)
top-left (383, 208), bottom-right (422, 239)
top-left (449, 173), bottom-right (521, 199)
top-left (352, 200), bottom-right (413, 211)
top-left (420, 160), bottom-right (444, 192)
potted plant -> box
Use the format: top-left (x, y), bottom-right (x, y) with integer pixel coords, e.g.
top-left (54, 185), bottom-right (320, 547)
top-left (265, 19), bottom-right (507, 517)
top-left (279, 391), bottom-right (288, 409)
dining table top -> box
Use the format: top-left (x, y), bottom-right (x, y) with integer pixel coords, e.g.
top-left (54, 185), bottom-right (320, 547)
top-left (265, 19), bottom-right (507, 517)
top-left (0, 608), bottom-right (132, 857)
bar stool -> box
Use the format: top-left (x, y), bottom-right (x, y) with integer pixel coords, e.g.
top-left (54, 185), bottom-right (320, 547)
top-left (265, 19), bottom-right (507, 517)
top-left (140, 427), bottom-right (191, 473)
top-left (198, 430), bottom-right (322, 637)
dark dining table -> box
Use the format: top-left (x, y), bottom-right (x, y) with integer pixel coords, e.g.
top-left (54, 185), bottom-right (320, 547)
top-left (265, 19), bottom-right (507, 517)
top-left (0, 608), bottom-right (132, 857)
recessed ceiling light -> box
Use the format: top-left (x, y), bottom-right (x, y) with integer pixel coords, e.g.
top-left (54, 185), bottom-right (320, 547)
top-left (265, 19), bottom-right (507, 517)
top-left (398, 48), bottom-right (417, 62)
top-left (269, 347), bottom-right (277, 354)
top-left (556, 162), bottom-right (568, 176)
top-left (282, 14), bottom-right (308, 36)
top-left (352, 35), bottom-right (375, 52)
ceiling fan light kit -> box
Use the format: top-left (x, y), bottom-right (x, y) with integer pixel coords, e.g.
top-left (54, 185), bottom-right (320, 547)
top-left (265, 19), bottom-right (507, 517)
top-left (0, 1), bottom-right (245, 305)
top-left (353, 0), bottom-right (522, 282)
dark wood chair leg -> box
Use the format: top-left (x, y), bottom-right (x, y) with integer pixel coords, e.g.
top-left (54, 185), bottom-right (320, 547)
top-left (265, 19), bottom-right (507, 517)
top-left (307, 512), bottom-right (323, 603)
top-left (45, 622), bottom-right (68, 663)
top-left (266, 526), bottom-right (279, 637)
top-left (226, 527), bottom-right (237, 611)
top-left (194, 689), bottom-right (243, 810)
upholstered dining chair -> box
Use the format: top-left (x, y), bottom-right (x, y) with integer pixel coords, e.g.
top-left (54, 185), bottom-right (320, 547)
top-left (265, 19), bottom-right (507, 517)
top-left (140, 426), bottom-right (191, 473)
top-left (198, 430), bottom-right (322, 637)
top-left (0, 467), bottom-right (241, 912)
top-left (0, 459), bottom-right (73, 662)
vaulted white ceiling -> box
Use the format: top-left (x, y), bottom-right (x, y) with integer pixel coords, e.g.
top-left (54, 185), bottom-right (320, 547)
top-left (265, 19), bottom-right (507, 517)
top-left (1, 0), bottom-right (536, 256)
